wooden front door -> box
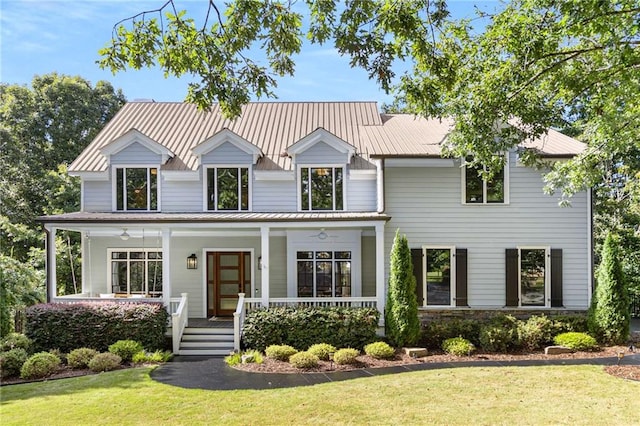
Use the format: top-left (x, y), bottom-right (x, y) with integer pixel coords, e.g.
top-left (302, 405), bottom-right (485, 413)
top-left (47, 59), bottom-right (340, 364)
top-left (207, 252), bottom-right (251, 317)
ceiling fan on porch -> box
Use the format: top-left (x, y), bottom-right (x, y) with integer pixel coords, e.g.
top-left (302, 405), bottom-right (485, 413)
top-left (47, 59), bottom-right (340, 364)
top-left (308, 229), bottom-right (337, 240)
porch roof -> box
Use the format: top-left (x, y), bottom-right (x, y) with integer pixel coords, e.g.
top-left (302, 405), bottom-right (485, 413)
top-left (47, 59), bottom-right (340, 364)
top-left (38, 211), bottom-right (391, 225)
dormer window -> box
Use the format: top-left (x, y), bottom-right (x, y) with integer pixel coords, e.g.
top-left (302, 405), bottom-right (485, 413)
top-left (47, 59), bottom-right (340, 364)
top-left (115, 167), bottom-right (158, 211)
top-left (206, 167), bottom-right (250, 211)
top-left (300, 166), bottom-right (344, 211)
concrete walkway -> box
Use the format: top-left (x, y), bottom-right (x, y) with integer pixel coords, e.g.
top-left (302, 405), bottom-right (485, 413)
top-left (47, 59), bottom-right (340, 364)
top-left (151, 352), bottom-right (640, 391)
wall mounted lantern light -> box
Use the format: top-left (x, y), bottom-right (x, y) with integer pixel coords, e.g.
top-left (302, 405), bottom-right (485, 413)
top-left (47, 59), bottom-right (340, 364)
top-left (187, 253), bottom-right (198, 269)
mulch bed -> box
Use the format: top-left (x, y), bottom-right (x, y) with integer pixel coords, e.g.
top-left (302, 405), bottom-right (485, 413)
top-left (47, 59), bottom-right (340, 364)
top-left (2, 347), bottom-right (638, 386)
top-left (234, 345), bottom-right (640, 381)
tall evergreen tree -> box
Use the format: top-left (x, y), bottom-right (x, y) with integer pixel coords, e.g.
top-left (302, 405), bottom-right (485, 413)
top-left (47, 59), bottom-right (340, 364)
top-left (588, 232), bottom-right (630, 345)
top-left (385, 230), bottom-right (421, 347)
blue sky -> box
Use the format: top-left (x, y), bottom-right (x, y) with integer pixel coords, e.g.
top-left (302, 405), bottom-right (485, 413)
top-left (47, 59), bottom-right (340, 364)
top-left (1, 0), bottom-right (499, 103)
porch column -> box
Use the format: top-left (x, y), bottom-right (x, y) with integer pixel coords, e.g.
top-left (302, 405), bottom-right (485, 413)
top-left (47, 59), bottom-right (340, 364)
top-left (162, 228), bottom-right (172, 307)
top-left (375, 223), bottom-right (385, 322)
top-left (260, 226), bottom-right (270, 307)
top-left (45, 226), bottom-right (57, 302)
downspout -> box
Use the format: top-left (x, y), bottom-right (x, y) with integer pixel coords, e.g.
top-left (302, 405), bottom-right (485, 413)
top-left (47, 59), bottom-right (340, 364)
top-left (376, 158), bottom-right (385, 213)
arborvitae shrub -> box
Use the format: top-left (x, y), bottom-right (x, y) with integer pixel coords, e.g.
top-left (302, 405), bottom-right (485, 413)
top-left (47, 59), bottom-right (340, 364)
top-left (88, 352), bottom-right (122, 372)
top-left (289, 351), bottom-right (319, 369)
top-left (442, 337), bottom-right (476, 356)
top-left (0, 348), bottom-right (28, 378)
top-left (20, 352), bottom-right (61, 379)
top-left (385, 230), bottom-right (420, 347)
top-left (333, 348), bottom-right (360, 365)
top-left (554, 332), bottom-right (598, 351)
top-left (108, 340), bottom-right (144, 362)
top-left (588, 233), bottom-right (630, 345)
top-left (364, 341), bottom-right (395, 359)
top-left (307, 343), bottom-right (337, 361)
top-left (265, 345), bottom-right (298, 361)
top-left (67, 348), bottom-right (99, 369)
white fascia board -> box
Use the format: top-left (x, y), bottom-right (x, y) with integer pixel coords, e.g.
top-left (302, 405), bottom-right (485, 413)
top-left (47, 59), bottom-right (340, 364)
top-left (192, 128), bottom-right (263, 164)
top-left (385, 158), bottom-right (455, 168)
top-left (349, 169), bottom-right (377, 180)
top-left (99, 129), bottom-right (174, 164)
top-left (161, 170), bottom-right (200, 181)
top-left (70, 171), bottom-right (109, 181)
top-left (254, 170), bottom-right (295, 181)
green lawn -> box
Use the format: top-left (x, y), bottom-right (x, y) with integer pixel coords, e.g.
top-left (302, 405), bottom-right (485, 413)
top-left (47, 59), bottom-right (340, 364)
top-left (1, 365), bottom-right (638, 425)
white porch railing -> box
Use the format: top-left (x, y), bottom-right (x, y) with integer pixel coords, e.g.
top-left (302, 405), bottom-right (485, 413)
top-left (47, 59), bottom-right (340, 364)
top-left (233, 296), bottom-right (377, 352)
top-left (171, 293), bottom-right (189, 354)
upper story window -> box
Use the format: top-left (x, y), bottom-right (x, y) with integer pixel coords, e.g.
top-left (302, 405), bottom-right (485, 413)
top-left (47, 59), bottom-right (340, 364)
top-left (115, 167), bottom-right (158, 211)
top-left (206, 167), bottom-right (249, 211)
top-left (300, 167), bottom-right (344, 211)
top-left (463, 156), bottom-right (507, 204)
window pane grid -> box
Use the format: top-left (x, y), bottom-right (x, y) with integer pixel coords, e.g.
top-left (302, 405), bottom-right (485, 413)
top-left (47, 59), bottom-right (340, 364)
top-left (296, 250), bottom-right (351, 297)
top-left (109, 250), bottom-right (163, 296)
top-left (116, 167), bottom-right (158, 211)
top-left (464, 157), bottom-right (505, 204)
top-left (300, 167), bottom-right (344, 211)
top-left (207, 167), bottom-right (250, 211)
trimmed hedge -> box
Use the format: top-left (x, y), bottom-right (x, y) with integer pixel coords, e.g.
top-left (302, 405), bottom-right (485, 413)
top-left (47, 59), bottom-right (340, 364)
top-left (25, 302), bottom-right (168, 352)
top-left (242, 307), bottom-right (380, 352)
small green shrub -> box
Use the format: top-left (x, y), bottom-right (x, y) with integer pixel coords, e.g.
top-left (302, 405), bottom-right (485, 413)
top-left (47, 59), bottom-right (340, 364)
top-left (289, 351), bottom-right (319, 369)
top-left (265, 344), bottom-right (298, 361)
top-left (0, 348), bottom-right (28, 378)
top-left (225, 350), bottom-right (264, 366)
top-left (442, 337), bottom-right (476, 356)
top-left (307, 343), bottom-right (337, 361)
top-left (108, 340), bottom-right (144, 362)
top-left (421, 319), bottom-right (481, 349)
top-left (552, 315), bottom-right (588, 334)
top-left (364, 341), bottom-right (395, 359)
top-left (517, 315), bottom-right (555, 351)
top-left (553, 332), bottom-right (599, 351)
top-left (88, 352), bottom-right (122, 372)
top-left (48, 348), bottom-right (67, 365)
top-left (333, 348), bottom-right (360, 365)
top-left (20, 352), bottom-right (61, 380)
top-left (0, 333), bottom-right (32, 353)
top-left (67, 348), bottom-right (99, 369)
top-left (132, 350), bottom-right (173, 364)
top-left (479, 315), bottom-right (519, 353)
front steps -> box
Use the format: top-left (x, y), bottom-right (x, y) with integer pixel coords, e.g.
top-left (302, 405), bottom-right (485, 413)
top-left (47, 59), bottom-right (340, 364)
top-left (178, 326), bottom-right (234, 356)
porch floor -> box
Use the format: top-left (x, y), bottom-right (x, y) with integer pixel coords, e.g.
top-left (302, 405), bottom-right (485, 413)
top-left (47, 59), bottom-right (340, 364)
top-left (187, 318), bottom-right (234, 328)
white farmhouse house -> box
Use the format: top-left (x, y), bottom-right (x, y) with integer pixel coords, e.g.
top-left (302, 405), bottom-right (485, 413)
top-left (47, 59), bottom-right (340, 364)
top-left (39, 101), bottom-right (590, 354)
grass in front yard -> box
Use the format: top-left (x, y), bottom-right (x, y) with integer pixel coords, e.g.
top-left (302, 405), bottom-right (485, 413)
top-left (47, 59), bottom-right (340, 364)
top-left (1, 365), bottom-right (638, 425)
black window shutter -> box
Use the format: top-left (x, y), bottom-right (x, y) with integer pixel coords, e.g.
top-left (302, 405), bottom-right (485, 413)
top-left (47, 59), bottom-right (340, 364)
top-left (550, 249), bottom-right (563, 307)
top-left (411, 249), bottom-right (423, 307)
top-left (455, 248), bottom-right (468, 307)
top-left (505, 249), bottom-right (519, 307)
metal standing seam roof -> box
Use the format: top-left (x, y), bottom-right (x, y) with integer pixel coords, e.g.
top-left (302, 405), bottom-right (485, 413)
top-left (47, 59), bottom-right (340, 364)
top-left (69, 101), bottom-right (585, 173)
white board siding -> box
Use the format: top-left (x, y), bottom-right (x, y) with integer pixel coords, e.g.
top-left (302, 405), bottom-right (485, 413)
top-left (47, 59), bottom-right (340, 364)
top-left (348, 178), bottom-right (377, 211)
top-left (201, 142), bottom-right (253, 164)
top-left (162, 180), bottom-right (202, 212)
top-left (110, 142), bottom-right (162, 164)
top-left (295, 141), bottom-right (348, 165)
top-left (252, 180), bottom-right (297, 212)
top-left (83, 180), bottom-right (111, 212)
top-left (384, 161), bottom-right (589, 309)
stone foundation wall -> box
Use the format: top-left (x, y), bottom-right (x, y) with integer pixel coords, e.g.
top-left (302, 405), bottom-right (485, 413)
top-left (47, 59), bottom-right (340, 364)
top-left (418, 308), bottom-right (588, 324)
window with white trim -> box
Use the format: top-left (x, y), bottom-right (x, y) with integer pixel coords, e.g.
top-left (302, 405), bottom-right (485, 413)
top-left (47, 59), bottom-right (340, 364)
top-left (296, 250), bottom-right (351, 297)
top-left (300, 167), bottom-right (344, 211)
top-left (519, 247), bottom-right (549, 307)
top-left (115, 167), bottom-right (158, 211)
top-left (206, 167), bottom-right (249, 211)
top-left (109, 249), bottom-right (163, 297)
top-left (463, 156), bottom-right (506, 204)
top-left (423, 247), bottom-right (455, 306)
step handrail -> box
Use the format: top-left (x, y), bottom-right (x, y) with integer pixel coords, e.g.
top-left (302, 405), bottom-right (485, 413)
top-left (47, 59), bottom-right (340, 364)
top-left (171, 293), bottom-right (189, 354)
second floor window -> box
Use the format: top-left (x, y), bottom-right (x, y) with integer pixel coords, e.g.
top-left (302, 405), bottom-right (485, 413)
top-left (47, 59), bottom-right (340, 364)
top-left (207, 167), bottom-right (249, 211)
top-left (464, 156), bottom-right (506, 204)
top-left (300, 167), bottom-right (344, 211)
top-left (116, 167), bottom-right (158, 211)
